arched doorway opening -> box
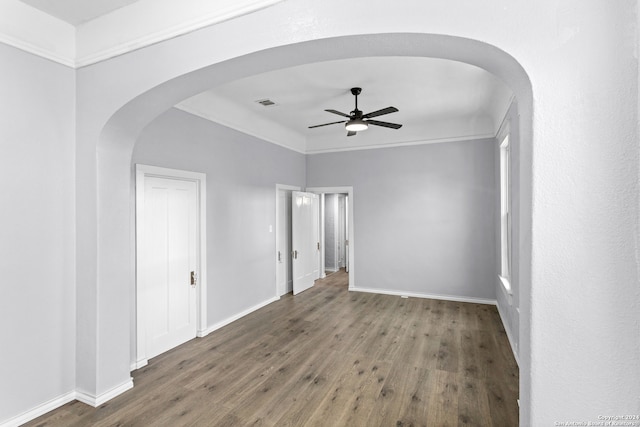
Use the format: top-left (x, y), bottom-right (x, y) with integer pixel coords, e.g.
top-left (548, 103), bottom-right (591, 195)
top-left (95, 32), bottom-right (533, 416)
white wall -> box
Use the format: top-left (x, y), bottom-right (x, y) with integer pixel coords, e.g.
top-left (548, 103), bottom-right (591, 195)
top-left (308, 139), bottom-right (498, 302)
top-left (0, 44), bottom-right (76, 423)
top-left (132, 108), bottom-right (306, 330)
top-left (527, 3), bottom-right (640, 421)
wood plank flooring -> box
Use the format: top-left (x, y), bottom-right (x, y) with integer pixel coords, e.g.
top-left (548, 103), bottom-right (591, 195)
top-left (25, 270), bottom-right (519, 426)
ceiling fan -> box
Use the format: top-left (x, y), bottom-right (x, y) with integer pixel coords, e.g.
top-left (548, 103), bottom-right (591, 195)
top-left (309, 87), bottom-right (403, 136)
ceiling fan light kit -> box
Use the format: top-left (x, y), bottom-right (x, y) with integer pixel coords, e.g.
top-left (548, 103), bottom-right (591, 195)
top-left (309, 87), bottom-right (402, 137)
top-left (345, 118), bottom-right (368, 132)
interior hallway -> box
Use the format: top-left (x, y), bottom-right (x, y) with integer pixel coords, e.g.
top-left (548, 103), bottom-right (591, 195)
top-left (26, 270), bottom-right (518, 426)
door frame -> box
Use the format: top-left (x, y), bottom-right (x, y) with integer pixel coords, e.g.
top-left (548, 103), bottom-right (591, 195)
top-left (274, 184), bottom-right (301, 297)
top-left (134, 164), bottom-right (207, 369)
top-left (306, 186), bottom-right (355, 289)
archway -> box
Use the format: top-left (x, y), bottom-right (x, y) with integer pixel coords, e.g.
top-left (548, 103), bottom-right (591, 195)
top-left (95, 32), bottom-right (533, 416)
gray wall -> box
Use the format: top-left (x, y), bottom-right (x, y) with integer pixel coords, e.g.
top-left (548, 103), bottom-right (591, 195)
top-left (307, 139), bottom-right (497, 301)
top-left (132, 108), bottom-right (305, 335)
top-left (0, 44), bottom-right (76, 422)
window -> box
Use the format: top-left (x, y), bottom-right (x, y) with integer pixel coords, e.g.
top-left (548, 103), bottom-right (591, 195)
top-left (499, 134), bottom-right (512, 294)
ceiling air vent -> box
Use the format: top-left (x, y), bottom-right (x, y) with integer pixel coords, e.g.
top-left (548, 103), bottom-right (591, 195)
top-left (255, 99), bottom-right (277, 107)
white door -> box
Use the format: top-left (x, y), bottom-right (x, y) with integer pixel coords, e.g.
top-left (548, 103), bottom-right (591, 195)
top-left (141, 176), bottom-right (198, 359)
top-left (292, 191), bottom-right (320, 295)
top-left (276, 189), bottom-right (293, 296)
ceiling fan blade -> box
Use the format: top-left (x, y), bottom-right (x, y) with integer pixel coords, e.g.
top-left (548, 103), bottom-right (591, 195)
top-left (367, 119), bottom-right (403, 130)
top-left (347, 131), bottom-right (357, 137)
top-left (308, 120), bottom-right (347, 129)
top-left (362, 106), bottom-right (398, 119)
top-left (325, 109), bottom-right (351, 118)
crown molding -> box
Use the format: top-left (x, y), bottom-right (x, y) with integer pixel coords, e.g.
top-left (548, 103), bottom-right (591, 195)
top-left (74, 0), bottom-right (284, 68)
top-left (305, 133), bottom-right (498, 154)
top-left (0, 0), bottom-right (75, 67)
top-left (0, 0), bottom-right (284, 68)
top-left (176, 101), bottom-right (497, 156)
top-left (174, 98), bottom-right (308, 155)
top-left (0, 31), bottom-right (75, 67)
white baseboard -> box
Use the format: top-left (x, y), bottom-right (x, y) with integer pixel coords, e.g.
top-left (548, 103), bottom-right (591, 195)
top-left (349, 286), bottom-right (497, 306)
top-left (198, 296), bottom-right (280, 337)
top-left (0, 378), bottom-right (134, 427)
top-left (131, 359), bottom-right (148, 372)
top-left (76, 378), bottom-right (134, 407)
top-left (496, 300), bottom-right (520, 366)
top-left (133, 296), bottom-right (281, 371)
top-left (0, 391), bottom-right (76, 427)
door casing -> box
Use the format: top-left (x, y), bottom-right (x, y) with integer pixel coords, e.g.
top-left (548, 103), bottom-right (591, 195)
top-left (275, 184), bottom-right (301, 296)
top-left (307, 186), bottom-right (355, 289)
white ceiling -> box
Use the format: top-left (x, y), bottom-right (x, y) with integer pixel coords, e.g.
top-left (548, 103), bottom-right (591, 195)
top-left (19, 0), bottom-right (140, 25)
top-left (176, 57), bottom-right (513, 154)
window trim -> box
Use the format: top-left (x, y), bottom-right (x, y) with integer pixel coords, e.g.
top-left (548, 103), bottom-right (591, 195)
top-left (498, 130), bottom-right (513, 295)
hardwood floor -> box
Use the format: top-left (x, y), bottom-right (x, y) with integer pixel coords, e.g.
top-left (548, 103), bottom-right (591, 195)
top-left (25, 270), bottom-right (519, 426)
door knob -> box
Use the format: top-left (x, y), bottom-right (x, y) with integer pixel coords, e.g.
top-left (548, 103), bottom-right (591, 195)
top-left (190, 271), bottom-right (197, 287)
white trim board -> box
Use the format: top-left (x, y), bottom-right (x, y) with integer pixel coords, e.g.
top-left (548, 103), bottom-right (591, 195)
top-left (131, 359), bottom-right (148, 372)
top-left (0, 379), bottom-right (133, 427)
top-left (175, 105), bottom-right (307, 155)
top-left (75, 0), bottom-right (284, 67)
top-left (198, 296), bottom-right (279, 337)
top-left (350, 286), bottom-right (497, 306)
top-left (0, 1), bottom-right (75, 67)
top-left (305, 133), bottom-right (497, 155)
top-left (75, 379), bottom-right (134, 407)
top-left (0, 0), bottom-right (285, 68)
top-left (496, 300), bottom-right (520, 366)
top-left (0, 391), bottom-right (76, 427)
